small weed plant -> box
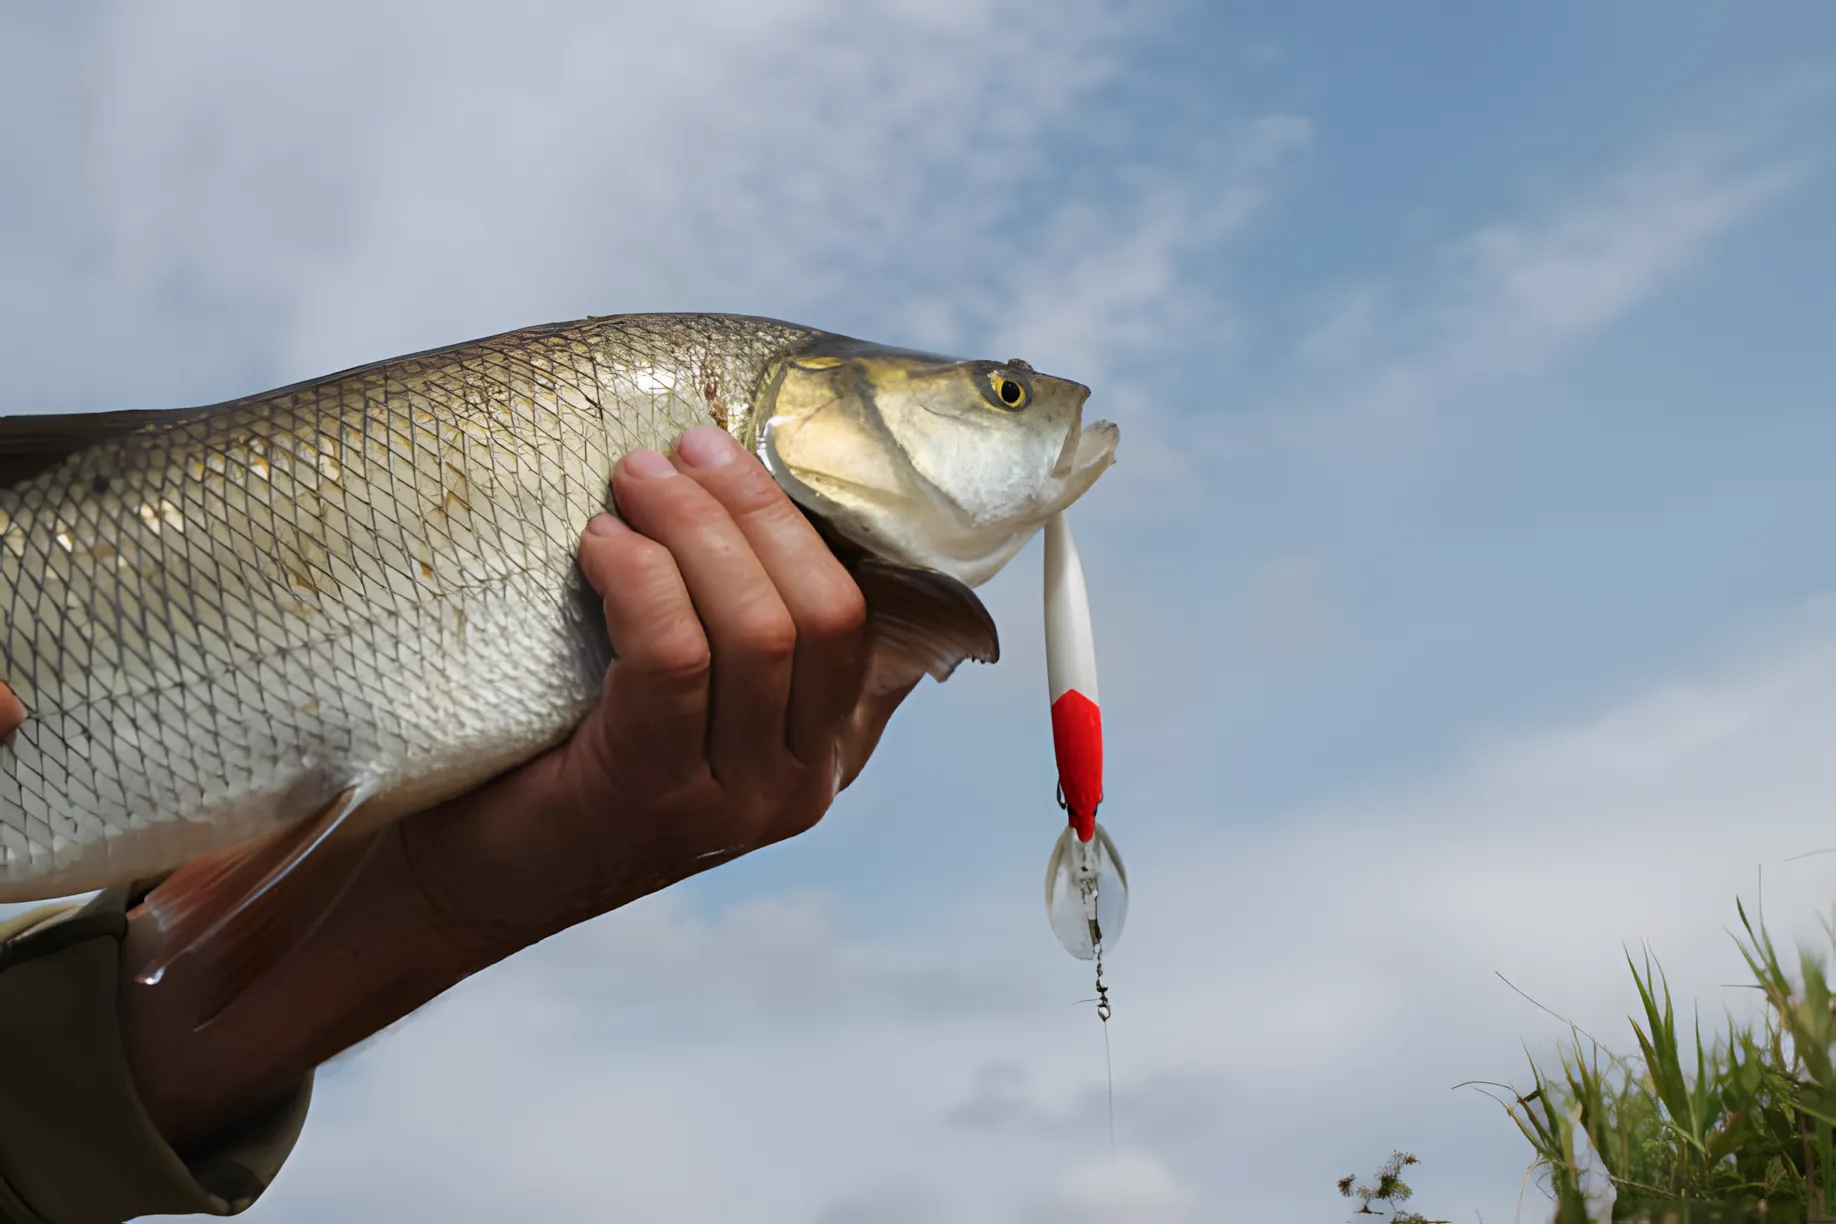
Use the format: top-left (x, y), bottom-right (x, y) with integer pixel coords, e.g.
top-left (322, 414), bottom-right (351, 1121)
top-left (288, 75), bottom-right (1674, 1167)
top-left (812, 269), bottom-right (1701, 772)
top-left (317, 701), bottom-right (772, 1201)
top-left (1338, 1151), bottom-right (1449, 1222)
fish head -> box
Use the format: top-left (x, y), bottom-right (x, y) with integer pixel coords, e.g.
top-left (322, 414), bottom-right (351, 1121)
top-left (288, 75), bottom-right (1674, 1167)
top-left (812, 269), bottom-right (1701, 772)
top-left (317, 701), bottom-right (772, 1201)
top-left (752, 335), bottom-right (1118, 587)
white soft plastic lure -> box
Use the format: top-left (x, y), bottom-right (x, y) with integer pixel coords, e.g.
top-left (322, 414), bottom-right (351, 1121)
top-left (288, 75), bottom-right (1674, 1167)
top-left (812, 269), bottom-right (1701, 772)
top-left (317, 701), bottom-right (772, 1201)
top-left (1042, 511), bottom-right (1127, 962)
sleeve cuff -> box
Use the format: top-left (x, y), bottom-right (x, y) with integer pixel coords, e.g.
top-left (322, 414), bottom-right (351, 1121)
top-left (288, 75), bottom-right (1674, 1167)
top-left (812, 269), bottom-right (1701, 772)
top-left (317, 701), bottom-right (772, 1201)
top-left (0, 889), bottom-right (314, 1222)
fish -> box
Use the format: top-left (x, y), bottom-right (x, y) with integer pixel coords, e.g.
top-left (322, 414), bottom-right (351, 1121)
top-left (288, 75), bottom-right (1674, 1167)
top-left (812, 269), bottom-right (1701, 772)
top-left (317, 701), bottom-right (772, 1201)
top-left (0, 313), bottom-right (1116, 1003)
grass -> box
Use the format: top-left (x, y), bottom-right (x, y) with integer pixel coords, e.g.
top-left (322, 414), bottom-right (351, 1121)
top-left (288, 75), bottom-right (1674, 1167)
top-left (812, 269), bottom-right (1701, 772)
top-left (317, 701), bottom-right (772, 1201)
top-left (1476, 899), bottom-right (1836, 1222)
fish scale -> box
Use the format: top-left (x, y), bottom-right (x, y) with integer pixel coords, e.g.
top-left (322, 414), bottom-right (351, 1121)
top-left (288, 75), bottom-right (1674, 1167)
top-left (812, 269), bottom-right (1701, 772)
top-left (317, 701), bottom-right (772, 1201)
top-left (0, 313), bottom-right (817, 900)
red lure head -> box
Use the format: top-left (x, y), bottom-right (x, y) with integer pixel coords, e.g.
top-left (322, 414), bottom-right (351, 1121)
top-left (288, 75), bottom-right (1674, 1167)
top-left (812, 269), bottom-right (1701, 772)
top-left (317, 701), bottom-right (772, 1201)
top-left (1052, 689), bottom-right (1102, 842)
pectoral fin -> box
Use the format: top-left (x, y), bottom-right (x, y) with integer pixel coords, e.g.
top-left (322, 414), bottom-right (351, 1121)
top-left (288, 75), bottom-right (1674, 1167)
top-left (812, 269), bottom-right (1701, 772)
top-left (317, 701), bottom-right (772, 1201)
top-left (127, 784), bottom-right (380, 1026)
top-left (852, 557), bottom-right (1000, 694)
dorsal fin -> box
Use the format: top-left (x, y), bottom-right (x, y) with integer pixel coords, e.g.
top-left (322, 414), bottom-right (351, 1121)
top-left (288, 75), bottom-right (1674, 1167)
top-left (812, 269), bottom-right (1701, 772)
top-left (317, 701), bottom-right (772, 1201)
top-left (0, 319), bottom-right (610, 495)
top-left (0, 408), bottom-right (203, 492)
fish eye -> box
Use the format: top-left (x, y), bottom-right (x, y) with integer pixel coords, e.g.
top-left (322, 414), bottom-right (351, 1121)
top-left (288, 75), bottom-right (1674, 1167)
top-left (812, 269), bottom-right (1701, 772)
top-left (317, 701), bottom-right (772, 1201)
top-left (986, 370), bottom-right (1030, 410)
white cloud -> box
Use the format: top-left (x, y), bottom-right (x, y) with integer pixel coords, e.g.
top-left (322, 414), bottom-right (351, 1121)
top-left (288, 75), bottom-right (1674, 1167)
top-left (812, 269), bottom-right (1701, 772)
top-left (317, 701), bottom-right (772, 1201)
top-left (1428, 139), bottom-right (1800, 379)
top-left (983, 113), bottom-right (1313, 383)
top-left (1263, 133), bottom-right (1806, 459)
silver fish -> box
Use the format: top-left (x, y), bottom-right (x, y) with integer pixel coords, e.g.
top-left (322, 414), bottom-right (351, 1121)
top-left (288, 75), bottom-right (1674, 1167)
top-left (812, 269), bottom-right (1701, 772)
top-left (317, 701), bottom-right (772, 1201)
top-left (0, 314), bottom-right (1117, 922)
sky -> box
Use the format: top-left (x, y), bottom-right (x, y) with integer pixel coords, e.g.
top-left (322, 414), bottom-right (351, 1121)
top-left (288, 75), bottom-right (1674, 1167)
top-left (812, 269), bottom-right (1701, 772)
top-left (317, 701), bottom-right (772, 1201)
top-left (2, 2), bottom-right (1835, 1220)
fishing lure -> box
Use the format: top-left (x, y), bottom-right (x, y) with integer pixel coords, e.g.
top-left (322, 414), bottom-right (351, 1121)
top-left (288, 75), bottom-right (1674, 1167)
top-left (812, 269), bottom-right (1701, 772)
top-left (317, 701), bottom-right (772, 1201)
top-left (1042, 512), bottom-right (1127, 975)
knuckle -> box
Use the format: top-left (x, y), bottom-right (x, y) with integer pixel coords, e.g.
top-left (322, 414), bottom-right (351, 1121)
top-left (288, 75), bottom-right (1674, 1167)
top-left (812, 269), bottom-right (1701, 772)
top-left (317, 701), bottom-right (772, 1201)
top-left (731, 482), bottom-right (816, 542)
top-left (705, 454), bottom-right (791, 513)
top-left (593, 534), bottom-right (676, 594)
top-left (619, 468), bottom-right (724, 528)
top-left (639, 616), bottom-right (712, 681)
top-left (799, 578), bottom-right (867, 643)
top-left (622, 536), bottom-right (676, 576)
top-left (729, 596), bottom-right (798, 659)
top-left (600, 539), bottom-right (683, 615)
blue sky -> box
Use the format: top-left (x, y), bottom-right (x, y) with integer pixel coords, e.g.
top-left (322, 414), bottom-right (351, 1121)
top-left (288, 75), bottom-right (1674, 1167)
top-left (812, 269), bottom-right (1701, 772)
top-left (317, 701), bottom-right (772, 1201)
top-left (3, 2), bottom-right (1835, 1219)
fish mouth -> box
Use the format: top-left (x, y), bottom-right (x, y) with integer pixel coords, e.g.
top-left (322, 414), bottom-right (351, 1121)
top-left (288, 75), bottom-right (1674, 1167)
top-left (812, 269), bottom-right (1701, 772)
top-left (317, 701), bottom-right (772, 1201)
top-left (1042, 374), bottom-right (1114, 505)
top-left (1033, 418), bottom-right (1119, 523)
top-left (1057, 419), bottom-right (1119, 487)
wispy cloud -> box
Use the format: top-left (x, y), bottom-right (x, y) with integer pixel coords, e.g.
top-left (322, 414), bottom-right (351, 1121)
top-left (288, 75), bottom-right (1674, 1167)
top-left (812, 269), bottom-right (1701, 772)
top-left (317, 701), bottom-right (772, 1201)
top-left (1259, 132), bottom-right (1809, 458)
top-left (981, 113), bottom-right (1314, 383)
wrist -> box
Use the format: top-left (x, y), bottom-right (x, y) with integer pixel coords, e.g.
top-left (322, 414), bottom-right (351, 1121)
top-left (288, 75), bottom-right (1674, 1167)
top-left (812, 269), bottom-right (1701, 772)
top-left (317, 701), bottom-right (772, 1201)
top-left (392, 753), bottom-right (689, 969)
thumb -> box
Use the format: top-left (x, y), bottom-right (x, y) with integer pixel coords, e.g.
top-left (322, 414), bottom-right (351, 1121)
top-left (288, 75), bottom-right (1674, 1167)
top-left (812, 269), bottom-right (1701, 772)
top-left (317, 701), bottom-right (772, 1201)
top-left (0, 682), bottom-right (22, 739)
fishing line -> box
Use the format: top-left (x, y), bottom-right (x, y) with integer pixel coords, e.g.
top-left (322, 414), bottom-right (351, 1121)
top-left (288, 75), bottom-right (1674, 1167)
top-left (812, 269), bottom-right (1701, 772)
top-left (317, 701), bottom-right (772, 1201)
top-left (1069, 946), bottom-right (1116, 1155)
top-left (1095, 939), bottom-right (1115, 1156)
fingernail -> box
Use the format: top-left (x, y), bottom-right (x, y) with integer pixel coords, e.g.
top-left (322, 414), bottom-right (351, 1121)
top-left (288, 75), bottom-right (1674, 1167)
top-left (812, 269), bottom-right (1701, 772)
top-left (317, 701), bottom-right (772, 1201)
top-left (622, 449), bottom-right (676, 479)
top-left (677, 426), bottom-right (738, 468)
top-left (586, 513), bottom-right (628, 536)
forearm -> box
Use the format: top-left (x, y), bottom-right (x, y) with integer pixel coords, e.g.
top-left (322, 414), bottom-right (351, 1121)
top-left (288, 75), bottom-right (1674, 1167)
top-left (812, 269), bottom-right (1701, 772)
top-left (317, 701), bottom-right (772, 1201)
top-left (117, 822), bottom-right (468, 1156)
top-left (115, 758), bottom-right (691, 1158)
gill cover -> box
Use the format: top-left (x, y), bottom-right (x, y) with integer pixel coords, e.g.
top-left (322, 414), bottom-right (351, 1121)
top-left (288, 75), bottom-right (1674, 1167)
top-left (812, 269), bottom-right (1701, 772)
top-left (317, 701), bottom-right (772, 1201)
top-left (753, 335), bottom-right (1117, 589)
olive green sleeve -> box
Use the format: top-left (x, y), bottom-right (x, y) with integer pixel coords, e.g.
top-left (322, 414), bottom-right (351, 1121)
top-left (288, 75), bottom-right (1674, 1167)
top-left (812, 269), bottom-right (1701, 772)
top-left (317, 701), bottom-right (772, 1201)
top-left (0, 890), bottom-right (314, 1223)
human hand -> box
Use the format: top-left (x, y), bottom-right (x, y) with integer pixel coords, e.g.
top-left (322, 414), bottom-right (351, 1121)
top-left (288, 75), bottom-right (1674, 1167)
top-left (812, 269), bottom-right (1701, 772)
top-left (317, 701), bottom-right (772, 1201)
top-left (398, 422), bottom-right (917, 954)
